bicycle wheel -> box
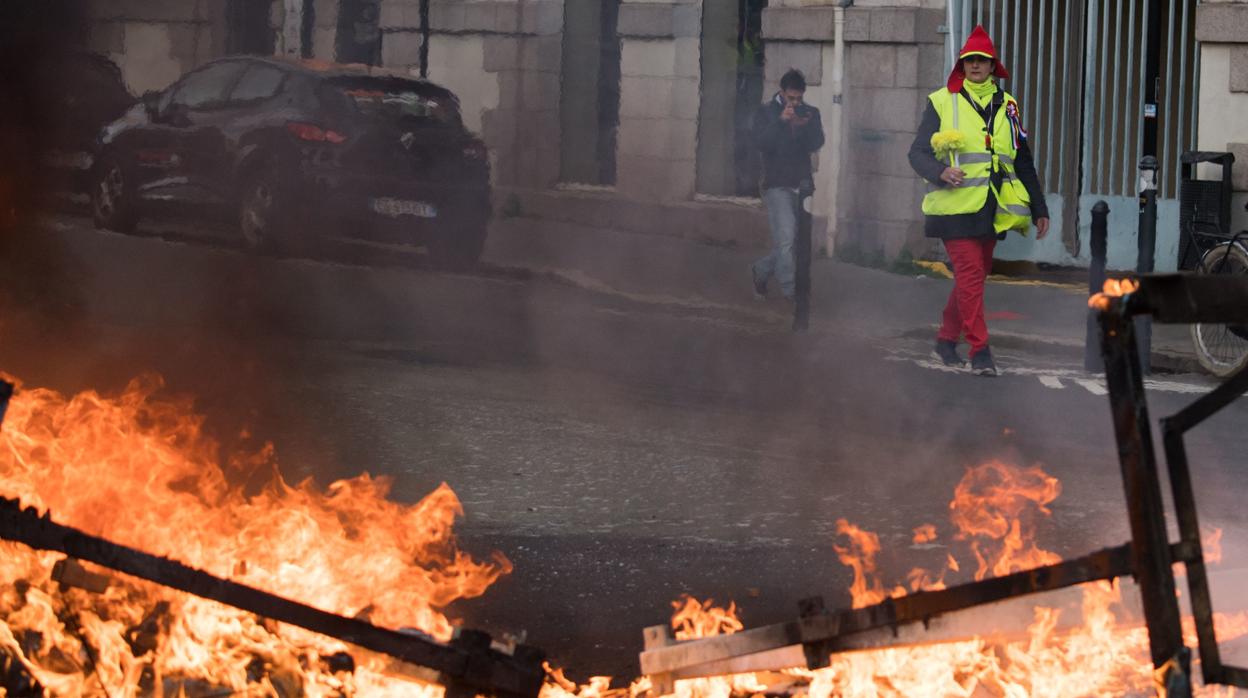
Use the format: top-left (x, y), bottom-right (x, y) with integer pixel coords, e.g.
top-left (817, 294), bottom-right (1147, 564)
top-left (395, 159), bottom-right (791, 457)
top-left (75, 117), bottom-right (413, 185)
top-left (1191, 243), bottom-right (1248, 377)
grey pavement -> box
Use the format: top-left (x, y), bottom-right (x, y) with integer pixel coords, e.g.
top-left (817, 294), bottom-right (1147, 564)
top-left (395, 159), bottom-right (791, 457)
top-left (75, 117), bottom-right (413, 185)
top-left (485, 215), bottom-right (1202, 373)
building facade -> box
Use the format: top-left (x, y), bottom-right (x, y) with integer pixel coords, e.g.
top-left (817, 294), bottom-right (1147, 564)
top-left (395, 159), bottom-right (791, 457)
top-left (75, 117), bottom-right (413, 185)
top-left (22, 0), bottom-right (1248, 270)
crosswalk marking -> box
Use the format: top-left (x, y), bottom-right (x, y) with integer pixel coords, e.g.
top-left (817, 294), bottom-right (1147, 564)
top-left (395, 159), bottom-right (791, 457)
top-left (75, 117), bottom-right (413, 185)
top-left (1074, 378), bottom-right (1109, 396)
top-left (886, 348), bottom-right (1227, 398)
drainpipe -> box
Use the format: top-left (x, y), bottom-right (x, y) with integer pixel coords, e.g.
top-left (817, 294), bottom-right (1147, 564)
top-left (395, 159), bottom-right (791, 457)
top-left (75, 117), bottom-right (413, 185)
top-left (824, 0), bottom-right (849, 256)
top-left (945, 0), bottom-right (957, 70)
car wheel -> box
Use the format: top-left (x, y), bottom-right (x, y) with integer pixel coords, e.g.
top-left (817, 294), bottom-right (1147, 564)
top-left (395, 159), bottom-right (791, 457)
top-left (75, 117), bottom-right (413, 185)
top-left (427, 223), bottom-right (486, 272)
top-left (92, 157), bottom-right (138, 232)
top-left (238, 166), bottom-right (288, 252)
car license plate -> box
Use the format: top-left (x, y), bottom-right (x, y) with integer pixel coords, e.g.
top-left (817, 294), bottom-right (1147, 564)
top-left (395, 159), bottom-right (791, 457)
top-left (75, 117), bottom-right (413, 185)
top-left (371, 197), bottom-right (437, 218)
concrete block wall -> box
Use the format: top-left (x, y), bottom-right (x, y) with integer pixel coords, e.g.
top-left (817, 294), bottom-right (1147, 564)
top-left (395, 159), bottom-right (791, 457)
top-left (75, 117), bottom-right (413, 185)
top-left (616, 0), bottom-right (701, 202)
top-left (837, 5), bottom-right (944, 260)
top-left (1196, 0), bottom-right (1248, 233)
top-left (378, 0), bottom-right (565, 189)
top-left (84, 0), bottom-right (228, 94)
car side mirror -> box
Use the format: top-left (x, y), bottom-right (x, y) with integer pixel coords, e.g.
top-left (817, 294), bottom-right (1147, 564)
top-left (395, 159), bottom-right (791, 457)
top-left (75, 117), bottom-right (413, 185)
top-left (142, 90), bottom-right (162, 117)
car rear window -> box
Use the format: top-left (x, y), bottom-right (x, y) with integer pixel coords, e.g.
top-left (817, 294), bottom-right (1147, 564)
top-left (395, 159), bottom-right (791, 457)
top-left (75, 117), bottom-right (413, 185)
top-left (323, 78), bottom-right (461, 127)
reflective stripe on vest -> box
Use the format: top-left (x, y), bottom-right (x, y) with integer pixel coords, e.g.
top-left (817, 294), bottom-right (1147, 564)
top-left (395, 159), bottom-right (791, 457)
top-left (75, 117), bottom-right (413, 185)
top-left (921, 88), bottom-right (1032, 232)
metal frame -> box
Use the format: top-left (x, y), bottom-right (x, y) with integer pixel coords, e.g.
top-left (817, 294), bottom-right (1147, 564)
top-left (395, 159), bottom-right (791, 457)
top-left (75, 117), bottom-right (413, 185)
top-left (640, 275), bottom-right (1248, 696)
top-left (1107, 274), bottom-right (1248, 689)
top-left (0, 380), bottom-right (545, 698)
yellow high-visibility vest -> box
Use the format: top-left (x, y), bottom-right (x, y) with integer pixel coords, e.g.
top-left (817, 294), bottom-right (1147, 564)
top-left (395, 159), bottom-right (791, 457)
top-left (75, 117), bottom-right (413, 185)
top-left (921, 87), bottom-right (1033, 233)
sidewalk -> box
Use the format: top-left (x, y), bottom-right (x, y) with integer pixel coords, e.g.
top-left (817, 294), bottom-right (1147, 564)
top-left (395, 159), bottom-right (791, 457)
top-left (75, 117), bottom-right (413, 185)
top-left (484, 216), bottom-right (1202, 374)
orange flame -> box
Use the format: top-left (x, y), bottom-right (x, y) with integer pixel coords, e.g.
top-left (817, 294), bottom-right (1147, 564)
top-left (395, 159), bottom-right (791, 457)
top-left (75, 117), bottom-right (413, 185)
top-left (834, 520), bottom-right (906, 608)
top-left (670, 596), bottom-right (743, 640)
top-left (949, 460), bottom-right (1063, 580)
top-left (912, 524), bottom-right (938, 545)
top-left (1089, 277), bottom-right (1141, 311)
top-left (0, 374), bottom-right (509, 695)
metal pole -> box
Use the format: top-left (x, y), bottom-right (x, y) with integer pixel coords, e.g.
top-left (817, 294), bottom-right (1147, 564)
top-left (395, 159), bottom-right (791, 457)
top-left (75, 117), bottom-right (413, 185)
top-left (1085, 201), bottom-right (1110, 372)
top-left (1137, 156), bottom-right (1159, 375)
top-left (1109, 0), bottom-right (1123, 193)
top-left (1175, 0), bottom-right (1193, 199)
top-left (793, 184), bottom-right (813, 332)
top-left (1096, 0), bottom-right (1110, 193)
top-left (1142, 0), bottom-right (1163, 158)
top-left (419, 0), bottom-right (431, 78)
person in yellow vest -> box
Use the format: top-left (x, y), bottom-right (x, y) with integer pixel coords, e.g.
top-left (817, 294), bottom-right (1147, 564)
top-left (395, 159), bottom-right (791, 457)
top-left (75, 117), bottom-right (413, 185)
top-left (908, 26), bottom-right (1049, 377)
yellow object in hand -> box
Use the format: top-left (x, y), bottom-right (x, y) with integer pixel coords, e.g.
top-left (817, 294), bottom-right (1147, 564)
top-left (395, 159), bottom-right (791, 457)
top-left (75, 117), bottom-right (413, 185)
top-left (930, 130), bottom-right (966, 158)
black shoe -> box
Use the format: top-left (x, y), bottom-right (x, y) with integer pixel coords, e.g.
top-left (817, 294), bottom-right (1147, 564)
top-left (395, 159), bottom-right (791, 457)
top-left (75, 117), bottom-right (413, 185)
top-left (932, 340), bottom-right (966, 367)
top-left (751, 267), bottom-right (768, 299)
top-left (971, 348), bottom-right (998, 376)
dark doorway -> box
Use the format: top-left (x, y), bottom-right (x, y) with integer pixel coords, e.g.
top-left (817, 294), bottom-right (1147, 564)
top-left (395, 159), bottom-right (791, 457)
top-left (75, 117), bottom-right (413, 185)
top-left (226, 0), bottom-right (276, 55)
top-left (696, 0), bottom-right (766, 197)
top-left (559, 0), bottom-right (622, 186)
top-left (336, 0), bottom-right (382, 65)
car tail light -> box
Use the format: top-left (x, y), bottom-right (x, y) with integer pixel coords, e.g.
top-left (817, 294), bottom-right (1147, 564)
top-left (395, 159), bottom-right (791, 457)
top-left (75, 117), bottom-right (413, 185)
top-left (287, 121), bottom-right (347, 144)
top-left (463, 141), bottom-right (488, 160)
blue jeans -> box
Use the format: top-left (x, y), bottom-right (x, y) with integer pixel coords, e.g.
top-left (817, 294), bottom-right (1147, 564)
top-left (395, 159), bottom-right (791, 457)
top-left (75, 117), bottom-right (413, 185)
top-left (753, 187), bottom-right (799, 298)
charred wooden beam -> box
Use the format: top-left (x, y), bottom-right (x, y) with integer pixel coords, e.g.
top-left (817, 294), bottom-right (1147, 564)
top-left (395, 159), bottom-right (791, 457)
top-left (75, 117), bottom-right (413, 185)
top-left (0, 379), bottom-right (12, 430)
top-left (639, 544), bottom-right (1134, 680)
top-left (1098, 309), bottom-right (1185, 672)
top-left (52, 557), bottom-right (112, 594)
top-left (0, 497), bottom-right (545, 698)
top-left (1118, 274), bottom-right (1248, 324)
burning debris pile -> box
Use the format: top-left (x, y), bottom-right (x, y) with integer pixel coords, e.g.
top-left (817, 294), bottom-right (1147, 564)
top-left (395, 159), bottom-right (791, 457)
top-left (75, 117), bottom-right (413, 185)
top-left (623, 462), bottom-right (1248, 698)
top-left (1, 374), bottom-right (1244, 698)
top-left (0, 374), bottom-right (514, 696)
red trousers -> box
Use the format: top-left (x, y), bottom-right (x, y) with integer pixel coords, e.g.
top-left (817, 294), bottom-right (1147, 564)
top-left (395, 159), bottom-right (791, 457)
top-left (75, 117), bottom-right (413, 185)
top-left (938, 237), bottom-right (996, 357)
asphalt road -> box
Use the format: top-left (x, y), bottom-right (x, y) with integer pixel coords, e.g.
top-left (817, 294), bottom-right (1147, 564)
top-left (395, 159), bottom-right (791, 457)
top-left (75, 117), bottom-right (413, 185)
top-left (2, 212), bottom-right (1245, 681)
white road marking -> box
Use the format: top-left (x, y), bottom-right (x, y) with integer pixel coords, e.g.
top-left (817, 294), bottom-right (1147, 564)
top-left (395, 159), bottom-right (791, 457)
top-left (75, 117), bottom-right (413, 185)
top-left (1074, 378), bottom-right (1109, 396)
top-left (1039, 375), bottom-right (1064, 389)
top-left (885, 348), bottom-right (1226, 398)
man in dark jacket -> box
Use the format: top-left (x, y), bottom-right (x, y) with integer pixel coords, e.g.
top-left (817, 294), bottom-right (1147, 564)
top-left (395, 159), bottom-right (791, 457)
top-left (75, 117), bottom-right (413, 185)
top-left (750, 69), bottom-right (825, 300)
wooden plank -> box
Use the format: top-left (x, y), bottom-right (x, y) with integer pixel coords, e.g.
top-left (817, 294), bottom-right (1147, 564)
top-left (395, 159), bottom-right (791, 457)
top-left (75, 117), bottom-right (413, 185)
top-left (647, 581), bottom-right (1152, 681)
top-left (639, 620), bottom-right (802, 675)
top-left (640, 545), bottom-right (1133, 678)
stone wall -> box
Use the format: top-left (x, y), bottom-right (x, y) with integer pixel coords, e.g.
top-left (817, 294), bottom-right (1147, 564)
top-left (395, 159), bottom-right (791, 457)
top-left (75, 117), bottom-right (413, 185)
top-left (84, 0), bottom-right (229, 94)
top-left (837, 5), bottom-right (944, 260)
top-left (1196, 0), bottom-right (1248, 232)
top-left (377, 0), bottom-right (564, 189)
top-left (614, 1), bottom-right (701, 202)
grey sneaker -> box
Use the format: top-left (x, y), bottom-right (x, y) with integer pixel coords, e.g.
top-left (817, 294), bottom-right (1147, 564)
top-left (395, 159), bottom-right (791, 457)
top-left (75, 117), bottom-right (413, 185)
top-left (751, 267), bottom-right (768, 299)
top-left (971, 348), bottom-right (998, 376)
top-left (932, 340), bottom-right (966, 367)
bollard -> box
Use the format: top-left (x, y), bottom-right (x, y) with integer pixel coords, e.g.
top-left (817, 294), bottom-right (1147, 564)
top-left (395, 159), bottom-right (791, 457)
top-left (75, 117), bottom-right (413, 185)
top-left (1136, 155), bottom-right (1159, 374)
top-left (1085, 201), bottom-right (1110, 371)
top-left (793, 180), bottom-right (814, 332)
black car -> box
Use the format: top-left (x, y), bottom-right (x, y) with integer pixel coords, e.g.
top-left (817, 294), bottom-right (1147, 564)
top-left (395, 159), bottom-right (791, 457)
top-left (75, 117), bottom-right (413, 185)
top-left (0, 50), bottom-right (133, 220)
top-left (92, 56), bottom-right (491, 268)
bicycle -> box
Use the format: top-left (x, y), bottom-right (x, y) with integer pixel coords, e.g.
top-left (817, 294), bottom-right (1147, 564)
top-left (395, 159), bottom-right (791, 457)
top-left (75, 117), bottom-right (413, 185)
top-left (1188, 201), bottom-right (1248, 378)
